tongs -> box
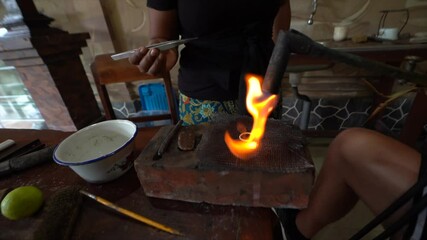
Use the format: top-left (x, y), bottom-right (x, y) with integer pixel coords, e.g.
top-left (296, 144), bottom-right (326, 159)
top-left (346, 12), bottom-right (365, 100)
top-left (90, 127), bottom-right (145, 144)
top-left (111, 37), bottom-right (197, 60)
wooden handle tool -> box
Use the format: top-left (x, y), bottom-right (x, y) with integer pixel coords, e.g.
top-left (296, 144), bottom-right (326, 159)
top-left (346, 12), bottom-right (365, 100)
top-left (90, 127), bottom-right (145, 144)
top-left (80, 190), bottom-right (182, 236)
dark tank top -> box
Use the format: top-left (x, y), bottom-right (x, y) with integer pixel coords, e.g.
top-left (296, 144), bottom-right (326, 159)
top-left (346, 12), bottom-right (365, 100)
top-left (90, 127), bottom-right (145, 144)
top-left (147, 0), bottom-right (284, 104)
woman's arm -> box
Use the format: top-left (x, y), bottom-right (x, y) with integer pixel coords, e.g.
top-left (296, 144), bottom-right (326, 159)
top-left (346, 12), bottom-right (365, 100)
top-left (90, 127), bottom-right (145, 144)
top-left (129, 8), bottom-right (179, 75)
top-left (148, 8), bottom-right (179, 43)
top-left (273, 0), bottom-right (291, 42)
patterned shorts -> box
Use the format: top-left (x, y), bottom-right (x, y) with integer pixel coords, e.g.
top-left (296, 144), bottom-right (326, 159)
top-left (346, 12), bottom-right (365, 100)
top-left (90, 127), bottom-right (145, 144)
top-left (178, 92), bottom-right (238, 126)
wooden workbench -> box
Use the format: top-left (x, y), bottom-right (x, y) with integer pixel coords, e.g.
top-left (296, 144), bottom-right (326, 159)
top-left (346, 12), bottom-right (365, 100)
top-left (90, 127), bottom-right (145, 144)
top-left (0, 128), bottom-right (281, 240)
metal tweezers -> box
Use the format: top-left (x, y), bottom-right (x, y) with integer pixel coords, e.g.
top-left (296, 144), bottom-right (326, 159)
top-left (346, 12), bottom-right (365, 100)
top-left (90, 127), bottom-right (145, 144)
top-left (111, 37), bottom-right (197, 61)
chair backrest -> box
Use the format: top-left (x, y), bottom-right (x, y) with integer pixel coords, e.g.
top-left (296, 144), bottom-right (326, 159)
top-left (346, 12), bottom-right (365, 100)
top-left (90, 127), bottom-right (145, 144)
top-left (91, 53), bottom-right (178, 124)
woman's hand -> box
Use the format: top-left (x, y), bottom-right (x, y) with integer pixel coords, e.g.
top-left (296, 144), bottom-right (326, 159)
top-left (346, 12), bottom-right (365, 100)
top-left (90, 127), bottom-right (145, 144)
top-left (129, 39), bottom-right (179, 76)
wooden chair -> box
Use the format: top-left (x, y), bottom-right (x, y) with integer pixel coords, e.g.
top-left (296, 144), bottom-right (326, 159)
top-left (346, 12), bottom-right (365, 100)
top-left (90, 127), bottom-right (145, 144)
top-left (91, 53), bottom-right (179, 124)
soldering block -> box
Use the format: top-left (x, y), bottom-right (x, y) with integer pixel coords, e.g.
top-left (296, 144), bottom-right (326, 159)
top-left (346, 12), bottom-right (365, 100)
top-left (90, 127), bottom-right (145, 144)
top-left (135, 117), bottom-right (315, 208)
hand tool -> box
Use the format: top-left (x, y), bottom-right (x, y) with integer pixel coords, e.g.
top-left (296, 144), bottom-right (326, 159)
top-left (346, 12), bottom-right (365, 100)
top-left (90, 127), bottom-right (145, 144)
top-left (0, 146), bottom-right (55, 177)
top-left (0, 139), bottom-right (15, 153)
top-left (0, 139), bottom-right (44, 162)
top-left (153, 119), bottom-right (183, 160)
top-left (80, 190), bottom-right (182, 236)
top-left (111, 37), bottom-right (197, 60)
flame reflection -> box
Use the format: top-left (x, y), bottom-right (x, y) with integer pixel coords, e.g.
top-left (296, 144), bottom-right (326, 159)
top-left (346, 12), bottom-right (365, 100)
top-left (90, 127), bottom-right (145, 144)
top-left (224, 74), bottom-right (278, 159)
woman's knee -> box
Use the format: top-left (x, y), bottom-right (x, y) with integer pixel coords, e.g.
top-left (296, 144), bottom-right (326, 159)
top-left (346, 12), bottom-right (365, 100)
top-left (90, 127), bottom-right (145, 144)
top-left (331, 128), bottom-right (374, 152)
top-left (329, 128), bottom-right (382, 167)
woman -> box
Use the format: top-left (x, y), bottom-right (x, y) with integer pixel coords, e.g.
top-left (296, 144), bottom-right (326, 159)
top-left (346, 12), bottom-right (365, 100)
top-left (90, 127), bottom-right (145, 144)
top-left (129, 0), bottom-right (291, 125)
top-left (280, 128), bottom-right (426, 240)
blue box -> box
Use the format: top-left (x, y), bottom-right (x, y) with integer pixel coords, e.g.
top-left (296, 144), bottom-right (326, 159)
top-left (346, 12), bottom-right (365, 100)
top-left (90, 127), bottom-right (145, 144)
top-left (138, 82), bottom-right (169, 111)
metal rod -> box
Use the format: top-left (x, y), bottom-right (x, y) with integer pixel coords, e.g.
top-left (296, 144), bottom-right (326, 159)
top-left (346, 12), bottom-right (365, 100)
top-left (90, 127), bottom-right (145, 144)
top-left (262, 31), bottom-right (290, 94)
top-left (308, 40), bottom-right (427, 85)
top-left (307, 0), bottom-right (318, 25)
top-left (263, 30), bottom-right (427, 96)
top-left (153, 119), bottom-right (183, 160)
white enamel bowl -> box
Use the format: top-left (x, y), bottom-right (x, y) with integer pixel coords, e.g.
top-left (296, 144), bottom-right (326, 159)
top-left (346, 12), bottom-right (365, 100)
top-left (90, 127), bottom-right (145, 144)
top-left (53, 120), bottom-right (137, 183)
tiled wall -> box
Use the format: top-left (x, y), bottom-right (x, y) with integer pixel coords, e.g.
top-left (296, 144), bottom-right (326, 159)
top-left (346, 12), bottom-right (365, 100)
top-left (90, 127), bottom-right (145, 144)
top-left (281, 94), bottom-right (416, 136)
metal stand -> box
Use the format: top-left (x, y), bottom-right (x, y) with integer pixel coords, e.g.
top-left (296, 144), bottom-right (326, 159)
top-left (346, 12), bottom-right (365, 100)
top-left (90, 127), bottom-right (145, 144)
top-left (262, 29), bottom-right (427, 96)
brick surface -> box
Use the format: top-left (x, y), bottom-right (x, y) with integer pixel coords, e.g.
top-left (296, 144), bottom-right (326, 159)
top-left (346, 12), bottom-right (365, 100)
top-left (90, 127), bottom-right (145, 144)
top-left (135, 121), bottom-right (315, 208)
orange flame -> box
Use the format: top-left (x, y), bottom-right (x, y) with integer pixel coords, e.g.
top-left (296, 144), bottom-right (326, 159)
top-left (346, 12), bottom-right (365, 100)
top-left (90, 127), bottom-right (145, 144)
top-left (224, 74), bottom-right (278, 159)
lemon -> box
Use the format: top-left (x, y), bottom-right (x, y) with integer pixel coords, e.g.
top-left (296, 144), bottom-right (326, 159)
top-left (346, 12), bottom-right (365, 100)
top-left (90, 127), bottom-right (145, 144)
top-left (1, 186), bottom-right (43, 220)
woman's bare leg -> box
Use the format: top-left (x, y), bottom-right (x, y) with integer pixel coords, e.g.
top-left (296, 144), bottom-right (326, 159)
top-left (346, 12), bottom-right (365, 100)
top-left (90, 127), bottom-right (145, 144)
top-left (296, 128), bottom-right (421, 238)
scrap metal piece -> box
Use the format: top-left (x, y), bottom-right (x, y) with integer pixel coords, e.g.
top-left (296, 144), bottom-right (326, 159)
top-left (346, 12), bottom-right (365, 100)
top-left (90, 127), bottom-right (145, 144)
top-left (178, 127), bottom-right (196, 151)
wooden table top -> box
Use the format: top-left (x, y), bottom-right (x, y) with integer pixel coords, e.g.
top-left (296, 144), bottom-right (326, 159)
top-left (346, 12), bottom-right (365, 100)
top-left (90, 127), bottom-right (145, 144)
top-left (0, 128), bottom-right (280, 240)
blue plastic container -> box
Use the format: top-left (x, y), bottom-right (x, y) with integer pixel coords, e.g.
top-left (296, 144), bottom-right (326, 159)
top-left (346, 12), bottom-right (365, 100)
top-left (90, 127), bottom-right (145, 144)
top-left (138, 82), bottom-right (169, 111)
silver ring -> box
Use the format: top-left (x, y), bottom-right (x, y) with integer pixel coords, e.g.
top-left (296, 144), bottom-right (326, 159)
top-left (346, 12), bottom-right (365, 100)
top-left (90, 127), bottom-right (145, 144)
top-left (239, 132), bottom-right (251, 142)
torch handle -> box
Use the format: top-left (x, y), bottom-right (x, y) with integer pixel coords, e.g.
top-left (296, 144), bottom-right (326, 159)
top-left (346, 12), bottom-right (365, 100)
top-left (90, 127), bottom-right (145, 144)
top-left (263, 30), bottom-right (291, 95)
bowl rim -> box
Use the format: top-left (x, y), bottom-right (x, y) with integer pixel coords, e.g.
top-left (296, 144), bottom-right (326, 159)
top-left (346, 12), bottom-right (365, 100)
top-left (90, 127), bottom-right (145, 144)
top-left (53, 120), bottom-right (137, 166)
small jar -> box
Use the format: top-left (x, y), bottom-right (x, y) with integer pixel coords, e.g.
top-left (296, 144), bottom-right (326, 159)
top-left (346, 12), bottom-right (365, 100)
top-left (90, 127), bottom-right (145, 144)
top-left (333, 25), bottom-right (348, 42)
